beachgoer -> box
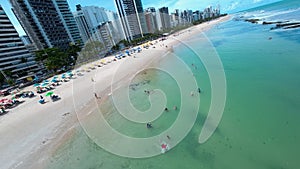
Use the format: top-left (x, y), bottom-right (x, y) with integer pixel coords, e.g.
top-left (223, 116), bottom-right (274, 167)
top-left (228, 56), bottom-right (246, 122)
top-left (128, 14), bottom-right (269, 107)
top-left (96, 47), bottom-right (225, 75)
top-left (94, 93), bottom-right (100, 99)
top-left (40, 95), bottom-right (43, 100)
top-left (198, 88), bottom-right (201, 93)
top-left (190, 91), bottom-right (194, 96)
top-left (173, 106), bottom-right (177, 110)
top-left (167, 135), bottom-right (171, 139)
top-left (146, 123), bottom-right (152, 128)
top-left (91, 78), bottom-right (94, 82)
top-left (164, 107), bottom-right (169, 112)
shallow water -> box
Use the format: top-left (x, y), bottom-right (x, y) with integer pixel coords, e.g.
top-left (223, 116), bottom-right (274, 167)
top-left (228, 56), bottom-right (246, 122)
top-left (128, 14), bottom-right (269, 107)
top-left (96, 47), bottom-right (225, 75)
top-left (47, 7), bottom-right (300, 169)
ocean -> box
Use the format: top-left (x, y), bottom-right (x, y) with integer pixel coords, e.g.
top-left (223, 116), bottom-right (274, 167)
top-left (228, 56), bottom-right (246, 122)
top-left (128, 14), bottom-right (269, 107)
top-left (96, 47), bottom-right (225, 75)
top-left (46, 0), bottom-right (300, 168)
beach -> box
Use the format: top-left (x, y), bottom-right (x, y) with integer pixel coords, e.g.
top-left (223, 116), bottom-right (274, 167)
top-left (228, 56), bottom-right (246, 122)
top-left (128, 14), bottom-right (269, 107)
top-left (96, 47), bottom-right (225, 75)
top-left (0, 15), bottom-right (231, 169)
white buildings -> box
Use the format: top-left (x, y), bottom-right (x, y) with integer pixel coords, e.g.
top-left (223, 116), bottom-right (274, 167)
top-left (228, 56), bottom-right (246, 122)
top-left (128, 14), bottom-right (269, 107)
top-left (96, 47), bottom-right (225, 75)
top-left (74, 5), bottom-right (124, 52)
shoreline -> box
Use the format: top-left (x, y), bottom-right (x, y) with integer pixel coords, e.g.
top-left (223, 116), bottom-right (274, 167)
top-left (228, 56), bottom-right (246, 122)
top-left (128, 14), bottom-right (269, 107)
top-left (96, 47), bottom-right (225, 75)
top-left (0, 15), bottom-right (231, 169)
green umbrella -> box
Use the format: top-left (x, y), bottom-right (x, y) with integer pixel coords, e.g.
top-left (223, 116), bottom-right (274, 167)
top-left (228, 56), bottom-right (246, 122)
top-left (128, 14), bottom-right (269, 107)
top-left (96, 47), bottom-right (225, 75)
top-left (45, 91), bottom-right (54, 96)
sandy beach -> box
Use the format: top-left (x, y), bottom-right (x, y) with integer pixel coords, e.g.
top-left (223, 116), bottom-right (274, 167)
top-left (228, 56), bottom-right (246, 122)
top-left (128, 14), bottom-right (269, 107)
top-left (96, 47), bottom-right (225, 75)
top-left (0, 15), bottom-right (231, 169)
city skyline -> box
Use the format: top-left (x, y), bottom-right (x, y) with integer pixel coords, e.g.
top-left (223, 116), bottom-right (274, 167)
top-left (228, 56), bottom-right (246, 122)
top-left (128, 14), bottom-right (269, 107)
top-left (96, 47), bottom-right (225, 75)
top-left (2, 0), bottom-right (280, 36)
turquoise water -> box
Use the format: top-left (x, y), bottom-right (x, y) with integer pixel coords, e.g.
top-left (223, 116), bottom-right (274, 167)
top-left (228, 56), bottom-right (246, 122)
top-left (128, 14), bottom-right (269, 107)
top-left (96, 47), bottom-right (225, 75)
top-left (47, 3), bottom-right (300, 169)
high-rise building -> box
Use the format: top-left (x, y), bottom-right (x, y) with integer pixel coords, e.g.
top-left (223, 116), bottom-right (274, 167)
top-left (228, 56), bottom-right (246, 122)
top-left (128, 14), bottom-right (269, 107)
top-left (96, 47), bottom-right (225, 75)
top-left (76, 5), bottom-right (126, 46)
top-left (81, 6), bottom-right (108, 29)
top-left (106, 9), bottom-right (125, 42)
top-left (74, 5), bottom-right (110, 43)
top-left (0, 5), bottom-right (39, 83)
top-left (53, 0), bottom-right (83, 46)
top-left (115, 0), bottom-right (147, 41)
top-left (74, 5), bottom-right (123, 52)
top-left (158, 7), bottom-right (171, 30)
top-left (73, 6), bottom-right (91, 43)
top-left (10, 0), bottom-right (82, 50)
top-left (144, 7), bottom-right (158, 33)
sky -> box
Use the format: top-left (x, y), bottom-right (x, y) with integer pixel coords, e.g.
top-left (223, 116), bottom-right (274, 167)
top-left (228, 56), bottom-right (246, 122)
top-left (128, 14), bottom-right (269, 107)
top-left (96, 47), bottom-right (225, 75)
top-left (1, 0), bottom-right (281, 36)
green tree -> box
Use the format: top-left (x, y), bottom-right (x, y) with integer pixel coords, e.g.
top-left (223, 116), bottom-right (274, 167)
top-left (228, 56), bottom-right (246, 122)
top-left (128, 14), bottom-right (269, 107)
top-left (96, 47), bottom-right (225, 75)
top-left (35, 48), bottom-right (69, 72)
top-left (7, 79), bottom-right (15, 86)
top-left (77, 41), bottom-right (104, 63)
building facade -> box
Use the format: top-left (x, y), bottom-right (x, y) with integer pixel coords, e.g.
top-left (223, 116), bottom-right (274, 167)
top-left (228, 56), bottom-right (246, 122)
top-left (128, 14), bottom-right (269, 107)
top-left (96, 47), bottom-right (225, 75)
top-left (74, 5), bottom-right (123, 51)
top-left (53, 0), bottom-right (83, 46)
top-left (158, 7), bottom-right (171, 30)
top-left (115, 0), bottom-right (147, 41)
top-left (10, 0), bottom-right (82, 50)
top-left (144, 7), bottom-right (158, 33)
top-left (0, 5), bottom-right (39, 83)
top-left (73, 5), bottom-right (91, 43)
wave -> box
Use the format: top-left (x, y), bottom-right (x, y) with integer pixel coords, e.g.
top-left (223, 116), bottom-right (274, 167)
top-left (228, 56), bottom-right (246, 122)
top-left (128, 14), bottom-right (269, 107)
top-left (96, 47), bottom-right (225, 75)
top-left (236, 7), bottom-right (300, 30)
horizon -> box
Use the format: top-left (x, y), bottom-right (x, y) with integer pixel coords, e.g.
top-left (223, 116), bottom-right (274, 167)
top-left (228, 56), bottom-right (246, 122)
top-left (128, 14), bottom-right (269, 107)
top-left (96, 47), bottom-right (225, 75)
top-left (1, 0), bottom-right (281, 36)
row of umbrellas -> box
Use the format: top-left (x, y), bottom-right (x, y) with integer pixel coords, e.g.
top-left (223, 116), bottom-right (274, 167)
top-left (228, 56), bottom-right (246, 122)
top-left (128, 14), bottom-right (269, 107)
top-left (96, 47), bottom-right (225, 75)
top-left (34, 71), bottom-right (74, 87)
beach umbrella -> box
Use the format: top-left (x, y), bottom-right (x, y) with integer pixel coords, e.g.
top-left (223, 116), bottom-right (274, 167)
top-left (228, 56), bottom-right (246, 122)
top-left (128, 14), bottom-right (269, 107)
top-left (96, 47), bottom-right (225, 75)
top-left (61, 74), bottom-right (66, 79)
top-left (43, 80), bottom-right (49, 83)
top-left (67, 71), bottom-right (73, 76)
top-left (0, 98), bottom-right (8, 103)
top-left (41, 83), bottom-right (49, 87)
top-left (45, 91), bottom-right (54, 96)
top-left (33, 83), bottom-right (40, 87)
top-left (51, 79), bottom-right (57, 83)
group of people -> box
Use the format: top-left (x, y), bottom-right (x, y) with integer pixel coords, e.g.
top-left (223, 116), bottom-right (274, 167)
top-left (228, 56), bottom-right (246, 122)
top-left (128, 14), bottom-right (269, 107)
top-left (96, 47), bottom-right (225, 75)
top-left (39, 94), bottom-right (60, 104)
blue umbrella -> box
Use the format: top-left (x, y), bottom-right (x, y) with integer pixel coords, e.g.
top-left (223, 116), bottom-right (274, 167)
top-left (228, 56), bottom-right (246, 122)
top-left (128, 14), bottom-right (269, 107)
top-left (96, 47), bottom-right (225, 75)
top-left (67, 72), bottom-right (73, 76)
top-left (51, 79), bottom-right (57, 82)
top-left (43, 80), bottom-right (49, 83)
top-left (41, 83), bottom-right (48, 87)
top-left (33, 83), bottom-right (40, 87)
top-left (61, 74), bottom-right (66, 79)
top-left (33, 76), bottom-right (39, 82)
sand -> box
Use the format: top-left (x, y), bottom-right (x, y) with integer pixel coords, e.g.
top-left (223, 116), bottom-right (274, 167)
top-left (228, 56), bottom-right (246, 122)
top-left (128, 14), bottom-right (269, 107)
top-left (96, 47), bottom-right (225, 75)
top-left (0, 15), bottom-right (231, 169)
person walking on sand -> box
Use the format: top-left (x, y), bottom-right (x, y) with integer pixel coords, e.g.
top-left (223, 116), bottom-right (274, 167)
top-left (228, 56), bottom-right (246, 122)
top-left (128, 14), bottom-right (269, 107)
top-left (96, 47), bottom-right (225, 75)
top-left (94, 93), bottom-right (100, 99)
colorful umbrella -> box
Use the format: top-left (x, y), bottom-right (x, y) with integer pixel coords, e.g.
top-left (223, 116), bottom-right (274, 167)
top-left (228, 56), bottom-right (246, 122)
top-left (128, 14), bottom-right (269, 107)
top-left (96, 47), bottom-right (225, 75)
top-left (45, 91), bottom-right (54, 96)
top-left (41, 83), bottom-right (49, 87)
top-left (33, 83), bottom-right (40, 87)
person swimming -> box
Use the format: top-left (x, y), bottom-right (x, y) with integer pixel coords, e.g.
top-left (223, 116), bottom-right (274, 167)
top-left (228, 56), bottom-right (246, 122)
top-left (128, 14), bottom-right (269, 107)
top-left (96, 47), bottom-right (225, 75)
top-left (173, 106), bottom-right (177, 110)
top-left (146, 123), bottom-right (152, 128)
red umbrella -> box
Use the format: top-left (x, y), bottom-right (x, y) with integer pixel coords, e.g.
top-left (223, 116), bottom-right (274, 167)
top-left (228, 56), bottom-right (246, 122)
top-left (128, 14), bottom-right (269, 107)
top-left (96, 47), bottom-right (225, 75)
top-left (0, 98), bottom-right (8, 103)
